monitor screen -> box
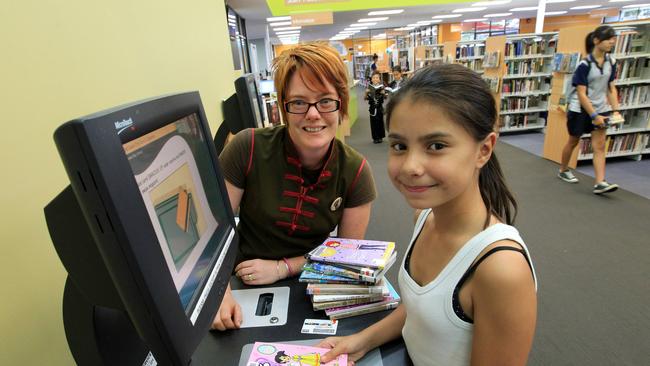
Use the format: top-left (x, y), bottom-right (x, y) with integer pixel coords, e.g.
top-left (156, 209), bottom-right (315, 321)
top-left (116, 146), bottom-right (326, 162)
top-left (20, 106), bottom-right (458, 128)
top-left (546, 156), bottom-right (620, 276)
top-left (258, 79), bottom-right (275, 94)
top-left (46, 92), bottom-right (238, 365)
top-left (235, 73), bottom-right (264, 128)
top-left (122, 112), bottom-right (226, 313)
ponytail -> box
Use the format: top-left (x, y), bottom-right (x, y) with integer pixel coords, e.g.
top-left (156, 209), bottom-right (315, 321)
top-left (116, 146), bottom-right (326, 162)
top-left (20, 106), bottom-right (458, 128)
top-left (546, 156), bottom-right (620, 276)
top-left (479, 154), bottom-right (517, 225)
top-left (585, 31), bottom-right (596, 54)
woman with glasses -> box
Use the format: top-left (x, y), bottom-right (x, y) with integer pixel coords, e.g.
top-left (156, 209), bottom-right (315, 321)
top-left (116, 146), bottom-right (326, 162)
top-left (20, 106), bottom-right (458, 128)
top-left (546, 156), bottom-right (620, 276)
top-left (212, 43), bottom-right (377, 331)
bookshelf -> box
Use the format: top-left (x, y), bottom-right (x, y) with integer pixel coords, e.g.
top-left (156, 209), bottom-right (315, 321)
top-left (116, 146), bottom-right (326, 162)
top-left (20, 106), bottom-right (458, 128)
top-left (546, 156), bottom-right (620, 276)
top-left (544, 23), bottom-right (650, 167)
top-left (455, 40), bottom-right (486, 74)
top-left (353, 54), bottom-right (374, 87)
top-left (499, 32), bottom-right (557, 133)
top-left (414, 44), bottom-right (444, 70)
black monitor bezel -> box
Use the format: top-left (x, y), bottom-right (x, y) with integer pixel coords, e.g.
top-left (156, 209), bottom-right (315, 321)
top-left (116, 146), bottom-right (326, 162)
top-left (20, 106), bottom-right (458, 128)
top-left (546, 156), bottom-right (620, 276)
top-left (53, 91), bottom-right (236, 365)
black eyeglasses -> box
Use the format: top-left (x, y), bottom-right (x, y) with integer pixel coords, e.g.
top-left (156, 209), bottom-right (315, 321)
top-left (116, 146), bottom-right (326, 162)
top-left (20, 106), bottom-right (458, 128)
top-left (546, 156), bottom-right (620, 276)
top-left (284, 98), bottom-right (340, 114)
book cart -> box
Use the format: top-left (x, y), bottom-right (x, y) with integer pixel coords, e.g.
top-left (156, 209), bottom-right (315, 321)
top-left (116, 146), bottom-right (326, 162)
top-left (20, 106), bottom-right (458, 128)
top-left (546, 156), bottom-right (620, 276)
top-left (543, 23), bottom-right (650, 168)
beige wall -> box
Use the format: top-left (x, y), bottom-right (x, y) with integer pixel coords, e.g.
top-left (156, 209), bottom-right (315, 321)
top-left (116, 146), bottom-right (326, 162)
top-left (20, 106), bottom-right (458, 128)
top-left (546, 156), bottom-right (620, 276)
top-left (0, 1), bottom-right (236, 364)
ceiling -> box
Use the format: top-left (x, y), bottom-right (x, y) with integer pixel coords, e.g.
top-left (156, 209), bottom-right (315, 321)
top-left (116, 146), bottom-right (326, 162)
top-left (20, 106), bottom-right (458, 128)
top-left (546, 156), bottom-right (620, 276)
top-left (226, 0), bottom-right (641, 43)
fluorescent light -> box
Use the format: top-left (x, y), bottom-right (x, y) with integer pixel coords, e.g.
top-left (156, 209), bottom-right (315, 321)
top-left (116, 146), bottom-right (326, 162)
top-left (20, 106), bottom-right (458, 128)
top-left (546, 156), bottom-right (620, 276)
top-left (276, 30), bottom-right (300, 35)
top-left (546, 0), bottom-right (575, 3)
top-left (609, 0), bottom-right (635, 2)
top-left (453, 7), bottom-right (487, 13)
top-left (407, 23), bottom-right (421, 27)
top-left (358, 17), bottom-right (389, 22)
top-left (510, 7), bottom-right (538, 11)
top-left (340, 30), bottom-right (361, 34)
top-left (368, 9), bottom-right (404, 15)
top-left (394, 27), bottom-right (415, 30)
top-left (267, 16), bottom-right (291, 22)
top-left (433, 14), bottom-right (463, 19)
top-left (570, 5), bottom-right (602, 10)
top-left (227, 14), bottom-right (236, 19)
top-left (484, 12), bottom-right (513, 17)
top-left (274, 26), bottom-right (301, 31)
top-left (473, 1), bottom-right (511, 6)
top-left (417, 20), bottom-right (436, 24)
top-left (545, 10), bottom-right (568, 15)
top-left (345, 27), bottom-right (367, 31)
top-left (350, 22), bottom-right (376, 27)
top-left (269, 21), bottom-right (292, 27)
top-left (373, 33), bottom-right (387, 38)
top-left (623, 3), bottom-right (650, 7)
top-left (463, 18), bottom-right (488, 22)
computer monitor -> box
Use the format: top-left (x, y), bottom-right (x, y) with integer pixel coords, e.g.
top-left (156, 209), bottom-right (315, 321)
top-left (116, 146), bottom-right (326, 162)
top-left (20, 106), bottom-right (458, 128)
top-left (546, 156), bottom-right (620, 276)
top-left (234, 73), bottom-right (264, 129)
top-left (45, 92), bottom-right (238, 366)
top-left (258, 79), bottom-right (275, 95)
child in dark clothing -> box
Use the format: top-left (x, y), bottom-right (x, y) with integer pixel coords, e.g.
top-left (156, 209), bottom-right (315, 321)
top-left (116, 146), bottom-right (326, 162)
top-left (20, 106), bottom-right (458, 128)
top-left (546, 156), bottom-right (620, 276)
top-left (365, 71), bottom-right (386, 143)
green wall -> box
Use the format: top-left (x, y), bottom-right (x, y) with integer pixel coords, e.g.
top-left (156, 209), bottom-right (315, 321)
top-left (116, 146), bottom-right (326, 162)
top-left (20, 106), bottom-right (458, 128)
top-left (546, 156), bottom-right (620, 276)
top-left (0, 1), bottom-right (237, 364)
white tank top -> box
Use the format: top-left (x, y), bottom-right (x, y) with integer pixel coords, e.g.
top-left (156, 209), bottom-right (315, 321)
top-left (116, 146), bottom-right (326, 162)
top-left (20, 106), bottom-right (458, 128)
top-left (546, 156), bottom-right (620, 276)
top-left (398, 209), bottom-right (537, 366)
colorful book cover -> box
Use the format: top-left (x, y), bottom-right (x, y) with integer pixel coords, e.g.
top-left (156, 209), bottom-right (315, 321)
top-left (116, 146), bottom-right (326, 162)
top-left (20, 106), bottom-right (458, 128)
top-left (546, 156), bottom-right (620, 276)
top-left (325, 279), bottom-right (400, 319)
top-left (306, 237), bottom-right (395, 269)
top-left (246, 342), bottom-right (347, 366)
top-left (298, 270), bottom-right (372, 285)
top-left (306, 279), bottom-right (386, 295)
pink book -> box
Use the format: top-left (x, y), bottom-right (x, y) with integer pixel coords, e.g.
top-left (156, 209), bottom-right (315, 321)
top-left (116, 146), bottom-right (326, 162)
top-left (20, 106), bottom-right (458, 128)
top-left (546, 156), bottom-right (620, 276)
top-left (246, 342), bottom-right (347, 366)
top-left (306, 237), bottom-right (396, 269)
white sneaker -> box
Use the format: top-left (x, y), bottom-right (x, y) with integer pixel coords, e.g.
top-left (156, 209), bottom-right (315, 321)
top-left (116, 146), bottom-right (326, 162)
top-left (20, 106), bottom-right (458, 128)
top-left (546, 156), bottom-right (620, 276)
top-left (593, 181), bottom-right (619, 195)
top-left (558, 170), bottom-right (579, 183)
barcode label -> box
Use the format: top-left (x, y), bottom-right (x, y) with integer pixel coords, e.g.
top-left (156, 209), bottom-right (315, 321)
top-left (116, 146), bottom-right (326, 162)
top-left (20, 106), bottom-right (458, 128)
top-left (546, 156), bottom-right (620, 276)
top-left (300, 318), bottom-right (338, 335)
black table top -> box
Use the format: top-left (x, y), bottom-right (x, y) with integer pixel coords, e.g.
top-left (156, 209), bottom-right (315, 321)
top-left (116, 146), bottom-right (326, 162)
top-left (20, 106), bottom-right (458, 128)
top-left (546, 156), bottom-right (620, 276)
top-left (192, 276), bottom-right (411, 365)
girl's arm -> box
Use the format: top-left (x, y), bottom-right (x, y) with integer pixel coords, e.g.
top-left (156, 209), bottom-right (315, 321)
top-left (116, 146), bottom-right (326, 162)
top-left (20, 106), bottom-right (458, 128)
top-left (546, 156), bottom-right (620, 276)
top-left (319, 304), bottom-right (406, 364)
top-left (577, 85), bottom-right (606, 126)
top-left (607, 81), bottom-right (620, 113)
top-left (470, 241), bottom-right (537, 366)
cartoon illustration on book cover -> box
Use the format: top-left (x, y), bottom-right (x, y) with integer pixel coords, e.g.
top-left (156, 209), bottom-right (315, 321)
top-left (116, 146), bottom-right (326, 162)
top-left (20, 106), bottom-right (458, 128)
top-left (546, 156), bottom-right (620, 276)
top-left (246, 342), bottom-right (346, 366)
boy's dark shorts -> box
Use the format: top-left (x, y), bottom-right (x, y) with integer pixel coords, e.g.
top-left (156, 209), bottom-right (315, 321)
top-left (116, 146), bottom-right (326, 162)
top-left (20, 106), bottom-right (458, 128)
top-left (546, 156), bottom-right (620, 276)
top-left (566, 110), bottom-right (612, 137)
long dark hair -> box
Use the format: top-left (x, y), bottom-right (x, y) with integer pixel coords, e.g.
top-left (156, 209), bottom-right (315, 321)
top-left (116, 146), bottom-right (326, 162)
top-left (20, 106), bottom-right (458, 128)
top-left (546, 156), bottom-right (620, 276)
top-left (385, 64), bottom-right (517, 225)
top-left (586, 25), bottom-right (617, 54)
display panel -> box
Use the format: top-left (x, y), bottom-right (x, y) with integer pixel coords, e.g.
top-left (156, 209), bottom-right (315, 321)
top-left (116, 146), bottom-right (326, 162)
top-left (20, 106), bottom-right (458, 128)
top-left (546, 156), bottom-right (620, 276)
top-left (123, 113), bottom-right (226, 312)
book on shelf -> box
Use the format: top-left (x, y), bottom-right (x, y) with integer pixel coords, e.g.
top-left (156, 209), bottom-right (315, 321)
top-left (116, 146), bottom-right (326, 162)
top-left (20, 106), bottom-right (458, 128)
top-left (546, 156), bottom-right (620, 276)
top-left (306, 279), bottom-right (386, 295)
top-left (305, 237), bottom-right (396, 269)
top-left (324, 279), bottom-right (400, 320)
top-left (245, 342), bottom-right (347, 366)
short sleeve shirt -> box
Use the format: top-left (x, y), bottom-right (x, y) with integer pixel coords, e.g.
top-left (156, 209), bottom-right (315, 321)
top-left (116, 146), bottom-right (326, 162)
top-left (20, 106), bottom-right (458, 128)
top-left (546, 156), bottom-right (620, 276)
top-left (569, 54), bottom-right (617, 114)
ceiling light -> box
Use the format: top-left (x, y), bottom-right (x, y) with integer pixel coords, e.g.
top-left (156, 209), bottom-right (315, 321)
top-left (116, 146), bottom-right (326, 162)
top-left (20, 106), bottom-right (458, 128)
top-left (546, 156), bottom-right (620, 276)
top-left (623, 3), bottom-right (650, 7)
top-left (570, 5), bottom-right (602, 10)
top-left (510, 7), bottom-right (538, 11)
top-left (453, 7), bottom-right (487, 13)
top-left (394, 27), bottom-right (415, 30)
top-left (373, 33), bottom-right (387, 38)
top-left (358, 17), bottom-right (389, 22)
top-left (345, 27), bottom-right (367, 31)
top-left (274, 26), bottom-right (301, 31)
top-left (417, 20), bottom-right (435, 24)
top-left (463, 18), bottom-right (488, 22)
top-left (609, 0), bottom-right (635, 2)
top-left (545, 10), bottom-right (568, 15)
top-left (433, 14), bottom-right (463, 19)
top-left (266, 16), bottom-right (291, 22)
top-left (269, 21), bottom-right (292, 27)
top-left (546, 0), bottom-right (574, 3)
top-left (276, 30), bottom-right (300, 34)
top-left (473, 1), bottom-right (511, 6)
top-left (368, 9), bottom-right (404, 15)
top-left (484, 12), bottom-right (513, 17)
top-left (350, 22), bottom-right (376, 27)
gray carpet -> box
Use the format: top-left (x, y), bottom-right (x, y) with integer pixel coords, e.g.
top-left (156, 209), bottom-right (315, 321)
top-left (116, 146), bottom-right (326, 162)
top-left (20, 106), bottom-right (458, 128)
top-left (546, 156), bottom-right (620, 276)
top-left (347, 88), bottom-right (650, 365)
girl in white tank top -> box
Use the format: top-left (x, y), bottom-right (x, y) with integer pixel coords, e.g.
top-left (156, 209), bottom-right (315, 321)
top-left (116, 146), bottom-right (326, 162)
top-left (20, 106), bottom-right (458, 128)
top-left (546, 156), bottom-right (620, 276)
top-left (318, 64), bottom-right (538, 366)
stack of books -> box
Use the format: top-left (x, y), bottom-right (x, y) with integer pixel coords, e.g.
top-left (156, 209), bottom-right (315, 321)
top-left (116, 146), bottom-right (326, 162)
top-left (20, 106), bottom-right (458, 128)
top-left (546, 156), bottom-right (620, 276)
top-left (301, 238), bottom-right (400, 320)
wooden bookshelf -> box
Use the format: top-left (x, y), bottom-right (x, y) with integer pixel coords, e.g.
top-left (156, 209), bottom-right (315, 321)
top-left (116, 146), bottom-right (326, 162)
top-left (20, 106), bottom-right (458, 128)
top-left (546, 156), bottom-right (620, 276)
top-left (455, 40), bottom-right (486, 74)
top-left (498, 32), bottom-right (557, 134)
top-left (414, 44), bottom-right (444, 71)
top-left (543, 23), bottom-right (650, 167)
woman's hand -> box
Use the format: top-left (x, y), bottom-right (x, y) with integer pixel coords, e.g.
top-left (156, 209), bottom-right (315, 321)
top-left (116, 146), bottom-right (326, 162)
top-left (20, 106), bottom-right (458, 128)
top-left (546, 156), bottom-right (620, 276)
top-left (593, 115), bottom-right (606, 127)
top-left (317, 333), bottom-right (371, 366)
top-left (235, 259), bottom-right (284, 285)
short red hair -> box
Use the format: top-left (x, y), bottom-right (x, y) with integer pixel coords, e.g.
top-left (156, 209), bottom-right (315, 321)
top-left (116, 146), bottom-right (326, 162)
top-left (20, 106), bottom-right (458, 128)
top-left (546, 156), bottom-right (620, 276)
top-left (272, 43), bottom-right (349, 123)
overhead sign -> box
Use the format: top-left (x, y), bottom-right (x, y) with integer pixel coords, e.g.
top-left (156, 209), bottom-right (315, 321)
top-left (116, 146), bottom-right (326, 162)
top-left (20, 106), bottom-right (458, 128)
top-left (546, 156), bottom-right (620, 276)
top-left (285, 0), bottom-right (349, 5)
top-left (291, 12), bottom-right (333, 26)
top-left (589, 8), bottom-right (619, 19)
